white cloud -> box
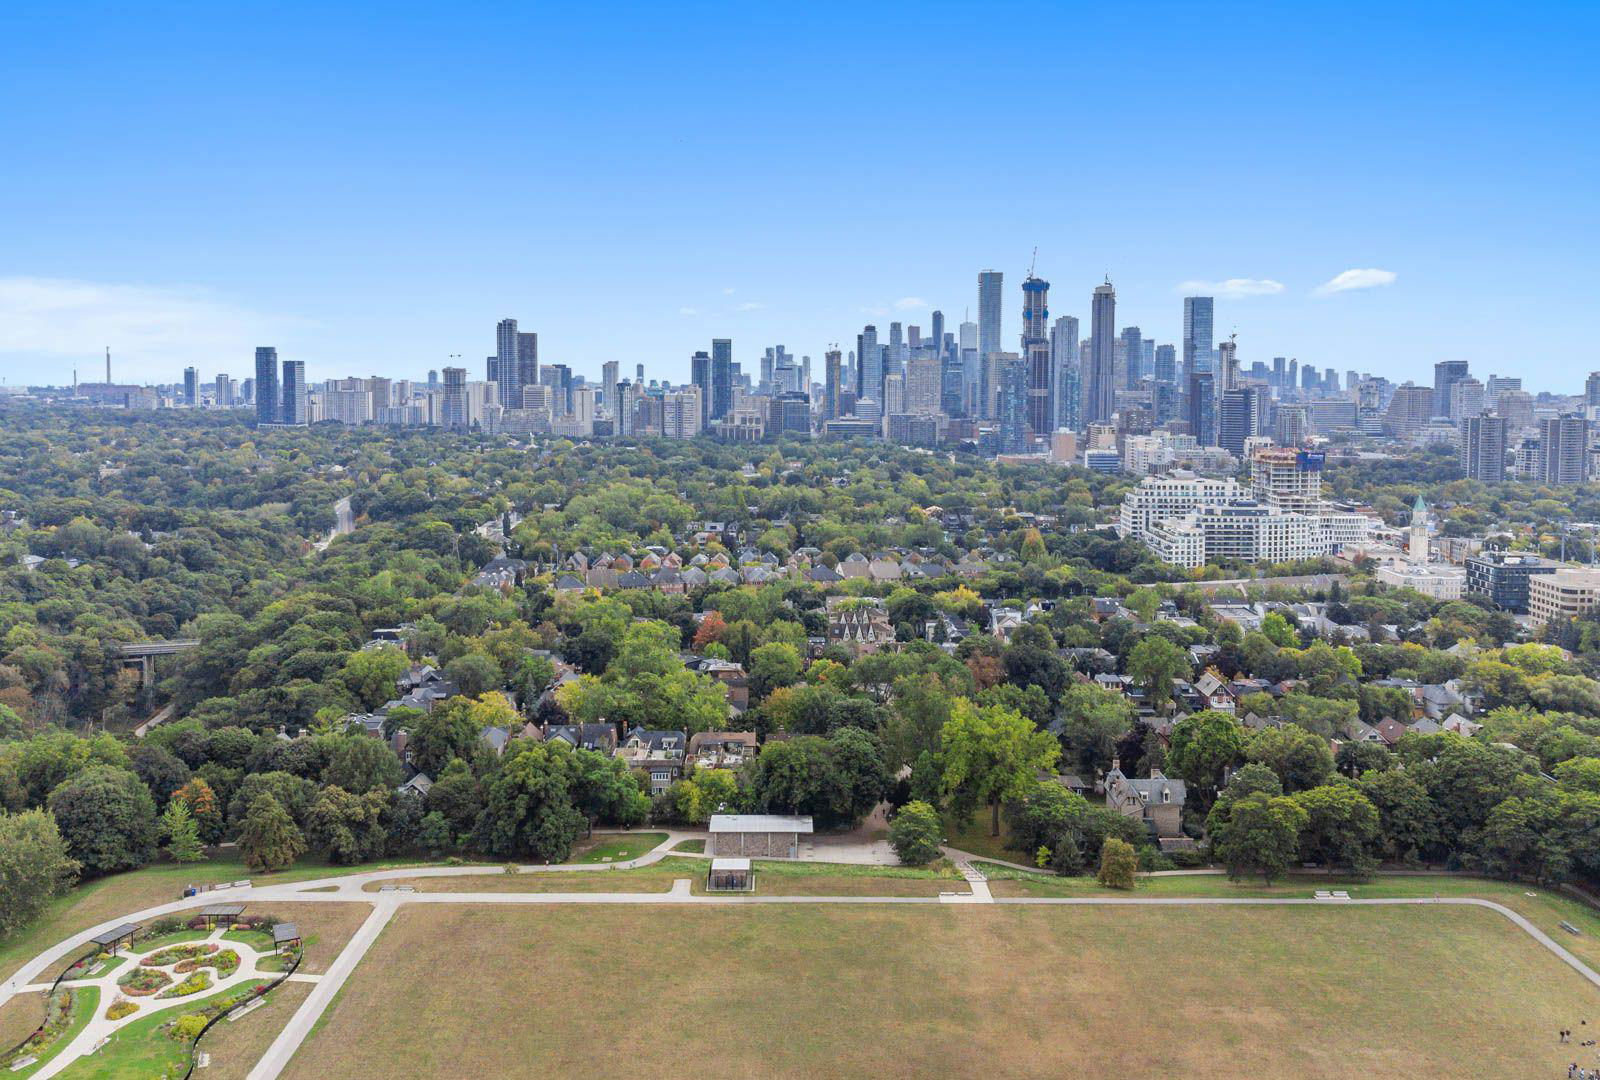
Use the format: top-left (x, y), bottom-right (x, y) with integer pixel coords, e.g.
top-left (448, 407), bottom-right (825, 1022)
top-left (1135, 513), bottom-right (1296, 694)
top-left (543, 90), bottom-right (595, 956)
top-left (722, 287), bottom-right (736, 295)
top-left (893, 296), bottom-right (927, 310)
top-left (736, 301), bottom-right (765, 311)
top-left (678, 306), bottom-right (699, 316)
top-left (1313, 268), bottom-right (1397, 296)
top-left (0, 276), bottom-right (296, 375)
top-left (1175, 278), bottom-right (1286, 298)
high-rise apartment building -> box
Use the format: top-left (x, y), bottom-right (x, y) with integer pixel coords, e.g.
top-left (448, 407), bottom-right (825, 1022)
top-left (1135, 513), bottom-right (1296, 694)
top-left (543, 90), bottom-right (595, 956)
top-left (1460, 413), bottom-right (1508, 481)
top-left (1184, 370), bottom-right (1216, 447)
top-left (1587, 372), bottom-right (1600, 407)
top-left (1119, 326), bottom-right (1144, 390)
top-left (1153, 343), bottom-right (1176, 386)
top-left (1218, 387), bottom-right (1259, 453)
top-left (215, 374), bottom-right (234, 408)
top-left (279, 361), bottom-right (308, 426)
top-left (995, 356), bottom-right (1030, 454)
top-left (441, 366), bottom-right (468, 430)
top-left (1051, 315), bottom-right (1080, 431)
top-left (690, 351), bottom-right (711, 425)
top-left (1539, 414), bottom-right (1589, 485)
top-left (958, 320), bottom-right (979, 416)
top-left (1182, 297), bottom-right (1214, 375)
top-left (823, 348), bottom-right (843, 419)
top-left (1021, 275), bottom-right (1051, 437)
top-left (517, 332), bottom-right (538, 390)
top-left (711, 339), bottom-right (733, 420)
top-left (183, 367), bottom-right (198, 406)
top-left (906, 354), bottom-right (942, 415)
top-left (977, 270), bottom-right (1003, 367)
top-left (254, 347), bottom-right (280, 425)
top-left (856, 326), bottom-right (883, 409)
top-left (1086, 282), bottom-right (1117, 425)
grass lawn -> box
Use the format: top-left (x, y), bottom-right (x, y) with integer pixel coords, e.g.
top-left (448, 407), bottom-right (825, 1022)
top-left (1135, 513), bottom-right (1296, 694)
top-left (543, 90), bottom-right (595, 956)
top-left (671, 838), bottom-right (706, 853)
top-left (222, 928), bottom-right (276, 952)
top-left (53, 982), bottom-right (271, 1080)
top-left (283, 902), bottom-right (1600, 1080)
top-left (361, 858), bottom-right (965, 897)
top-left (62, 954), bottom-right (125, 981)
top-left (136, 928), bottom-right (209, 951)
top-left (7, 987), bottom-right (98, 1079)
top-left (980, 868), bottom-right (1600, 968)
top-left (365, 870), bottom-right (683, 894)
top-left (228, 903), bottom-right (373, 975)
top-left (568, 832), bottom-right (668, 863)
top-left (940, 812), bottom-right (1022, 864)
top-left (0, 992), bottom-right (43, 1056)
top-left (0, 854), bottom-right (444, 985)
top-left (199, 982), bottom-right (311, 1080)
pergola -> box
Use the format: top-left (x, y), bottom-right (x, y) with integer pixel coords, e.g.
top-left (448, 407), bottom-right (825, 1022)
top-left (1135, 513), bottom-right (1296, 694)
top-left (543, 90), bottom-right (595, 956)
top-left (198, 903), bottom-right (245, 929)
top-left (89, 923), bottom-right (142, 956)
top-left (272, 923), bottom-right (302, 952)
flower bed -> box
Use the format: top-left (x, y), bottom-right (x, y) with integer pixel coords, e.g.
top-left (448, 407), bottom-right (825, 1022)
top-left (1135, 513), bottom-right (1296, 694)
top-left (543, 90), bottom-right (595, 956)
top-left (118, 967), bottom-right (174, 996)
top-left (175, 949), bottom-right (239, 978)
top-left (142, 943), bottom-right (219, 967)
top-left (157, 970), bottom-right (214, 999)
top-left (106, 999), bottom-right (139, 1021)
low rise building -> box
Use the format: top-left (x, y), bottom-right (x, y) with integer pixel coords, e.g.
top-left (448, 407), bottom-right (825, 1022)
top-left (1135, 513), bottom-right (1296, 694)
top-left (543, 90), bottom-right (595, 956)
top-left (1529, 567), bottom-right (1600, 627)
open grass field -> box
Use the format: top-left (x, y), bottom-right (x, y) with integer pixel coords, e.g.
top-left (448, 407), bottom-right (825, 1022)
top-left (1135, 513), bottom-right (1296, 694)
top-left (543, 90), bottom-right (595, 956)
top-left (568, 832), bottom-right (668, 863)
top-left (234, 902), bottom-right (373, 974)
top-left (0, 854), bottom-right (442, 985)
top-left (280, 901), bottom-right (1600, 1080)
top-left (8, 987), bottom-right (98, 1079)
top-left (199, 982), bottom-right (311, 1080)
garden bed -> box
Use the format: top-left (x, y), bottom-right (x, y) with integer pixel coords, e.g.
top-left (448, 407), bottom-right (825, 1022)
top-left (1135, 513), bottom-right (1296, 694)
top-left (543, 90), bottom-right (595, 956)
top-left (156, 970), bottom-right (214, 999)
top-left (117, 968), bottom-right (173, 997)
top-left (141, 943), bottom-right (218, 967)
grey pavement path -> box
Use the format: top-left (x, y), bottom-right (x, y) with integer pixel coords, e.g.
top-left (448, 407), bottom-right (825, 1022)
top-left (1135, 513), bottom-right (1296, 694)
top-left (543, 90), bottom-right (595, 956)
top-left (245, 900), bottom-right (397, 1080)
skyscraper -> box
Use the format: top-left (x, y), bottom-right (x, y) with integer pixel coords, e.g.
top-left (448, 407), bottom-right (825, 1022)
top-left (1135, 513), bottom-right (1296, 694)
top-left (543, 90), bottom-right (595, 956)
top-left (1086, 282), bottom-right (1117, 425)
top-left (1185, 370), bottom-right (1216, 446)
top-left (856, 325), bottom-right (883, 407)
top-left (1051, 315), bottom-right (1080, 430)
top-left (1183, 297), bottom-right (1215, 376)
top-left (493, 319), bottom-right (520, 401)
top-left (1119, 326), bottom-right (1144, 390)
top-left (215, 374), bottom-right (233, 408)
top-left (1153, 344), bottom-right (1176, 385)
top-left (977, 270), bottom-right (1003, 368)
top-left (441, 366), bottom-right (467, 430)
top-left (1433, 360), bottom-right (1470, 417)
top-left (1218, 387), bottom-right (1259, 453)
top-left (1021, 275), bottom-right (1051, 437)
top-left (958, 320), bottom-right (979, 416)
top-left (517, 332), bottom-right (539, 390)
top-left (711, 339), bottom-right (733, 420)
top-left (254, 347), bottom-right (279, 425)
top-left (824, 349), bottom-right (843, 419)
top-left (690, 351), bottom-right (711, 424)
top-left (280, 360), bottom-right (308, 426)
top-left (995, 356), bottom-right (1030, 454)
top-left (1586, 372), bottom-right (1600, 407)
top-left (1460, 413), bottom-right (1508, 481)
top-left (601, 360), bottom-right (620, 406)
top-left (183, 367), bottom-right (198, 406)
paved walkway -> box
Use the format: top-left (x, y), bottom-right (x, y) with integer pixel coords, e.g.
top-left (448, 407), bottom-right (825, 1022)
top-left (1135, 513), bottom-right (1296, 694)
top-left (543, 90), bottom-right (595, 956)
top-left (10, 829), bottom-right (1600, 1079)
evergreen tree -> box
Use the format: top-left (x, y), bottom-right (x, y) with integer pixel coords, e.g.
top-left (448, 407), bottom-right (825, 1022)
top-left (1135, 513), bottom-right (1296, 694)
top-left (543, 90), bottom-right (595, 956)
top-left (238, 794), bottom-right (305, 873)
top-left (161, 797), bottom-right (205, 863)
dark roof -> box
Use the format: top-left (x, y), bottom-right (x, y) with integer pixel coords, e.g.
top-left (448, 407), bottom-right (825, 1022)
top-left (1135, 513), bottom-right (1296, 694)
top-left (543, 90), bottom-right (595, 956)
top-left (199, 903), bottom-right (245, 918)
top-left (91, 923), bottom-right (142, 946)
top-left (272, 922), bottom-right (301, 944)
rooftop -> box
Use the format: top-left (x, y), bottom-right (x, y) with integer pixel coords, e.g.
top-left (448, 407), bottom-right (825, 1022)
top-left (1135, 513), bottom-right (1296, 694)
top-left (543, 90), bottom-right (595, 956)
top-left (708, 814), bottom-right (814, 834)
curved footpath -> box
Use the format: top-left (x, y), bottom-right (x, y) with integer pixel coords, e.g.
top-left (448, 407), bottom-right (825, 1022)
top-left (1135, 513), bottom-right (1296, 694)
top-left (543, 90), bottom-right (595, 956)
top-left (4, 833), bottom-right (1598, 1080)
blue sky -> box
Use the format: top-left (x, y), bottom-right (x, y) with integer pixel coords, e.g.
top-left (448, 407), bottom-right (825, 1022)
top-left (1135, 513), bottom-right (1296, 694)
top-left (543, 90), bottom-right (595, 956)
top-left (1, 1), bottom-right (1596, 390)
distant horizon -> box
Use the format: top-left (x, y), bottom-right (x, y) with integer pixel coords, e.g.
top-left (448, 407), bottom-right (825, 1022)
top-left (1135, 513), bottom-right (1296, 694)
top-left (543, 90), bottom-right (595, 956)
top-left (3, 2), bottom-right (1595, 391)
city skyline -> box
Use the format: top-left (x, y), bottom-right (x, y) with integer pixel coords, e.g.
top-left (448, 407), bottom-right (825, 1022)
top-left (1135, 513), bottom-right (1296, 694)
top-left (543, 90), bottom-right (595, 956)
top-left (2, 3), bottom-right (1596, 387)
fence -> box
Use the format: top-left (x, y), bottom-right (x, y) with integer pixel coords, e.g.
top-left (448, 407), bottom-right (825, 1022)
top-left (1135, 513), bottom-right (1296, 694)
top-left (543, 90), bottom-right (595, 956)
top-left (176, 947), bottom-right (302, 1080)
top-left (0, 943), bottom-right (100, 1067)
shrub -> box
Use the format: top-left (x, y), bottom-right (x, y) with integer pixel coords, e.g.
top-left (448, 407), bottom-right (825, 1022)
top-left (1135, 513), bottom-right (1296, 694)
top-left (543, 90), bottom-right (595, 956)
top-left (1096, 837), bottom-right (1139, 890)
top-left (118, 968), bottom-right (172, 996)
top-left (106, 1000), bottom-right (138, 1021)
top-left (888, 800), bottom-right (944, 866)
top-left (157, 970), bottom-right (213, 999)
top-left (169, 1013), bottom-right (208, 1042)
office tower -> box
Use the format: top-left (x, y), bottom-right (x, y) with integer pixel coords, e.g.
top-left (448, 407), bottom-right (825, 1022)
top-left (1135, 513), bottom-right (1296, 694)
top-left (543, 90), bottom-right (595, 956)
top-left (856, 325), bottom-right (883, 406)
top-left (824, 349), bottom-right (843, 419)
top-left (215, 374), bottom-right (233, 408)
top-left (1153, 344), bottom-right (1176, 386)
top-left (769, 392), bottom-right (811, 438)
top-left (254, 348), bottom-right (280, 425)
top-left (996, 356), bottom-right (1030, 454)
top-left (1183, 296), bottom-right (1214, 375)
top-left (930, 310), bottom-right (945, 361)
top-left (496, 318), bottom-right (518, 375)
top-left (1323, 367), bottom-right (1337, 392)
top-left (711, 339), bottom-right (733, 420)
top-left (441, 367), bottom-right (467, 429)
top-left (773, 349), bottom-right (798, 394)
top-left (977, 270), bottom-right (1003, 366)
top-left (1272, 356), bottom-right (1287, 390)
top-left (761, 348), bottom-right (776, 390)
top-left (906, 353), bottom-right (942, 414)
top-left (1021, 274), bottom-right (1051, 436)
top-left (1346, 370), bottom-right (1360, 393)
top-left (183, 367), bottom-right (198, 406)
top-left (907, 326), bottom-right (921, 349)
top-left (541, 364), bottom-right (573, 416)
top-left (1433, 360), bottom-right (1470, 417)
top-left (1587, 372), bottom-right (1600, 407)
top-left (1086, 282), bottom-right (1117, 424)
top-left (602, 360), bottom-right (620, 406)
top-left (1185, 371), bottom-right (1216, 446)
top-left (1287, 358), bottom-right (1299, 391)
top-left (280, 360), bottom-right (308, 426)
top-left (887, 323), bottom-right (905, 382)
top-left (690, 351), bottom-right (711, 424)
top-left (939, 336), bottom-right (962, 417)
top-left (1218, 387), bottom-right (1259, 453)
top-left (1119, 326), bottom-right (1144, 390)
top-left (1539, 414), bottom-right (1590, 485)
top-left (427, 370), bottom-right (439, 393)
top-left (958, 320), bottom-right (979, 416)
top-left (1051, 315), bottom-right (1080, 430)
top-left (1460, 413), bottom-right (1509, 481)
top-left (1300, 364), bottom-right (1318, 392)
